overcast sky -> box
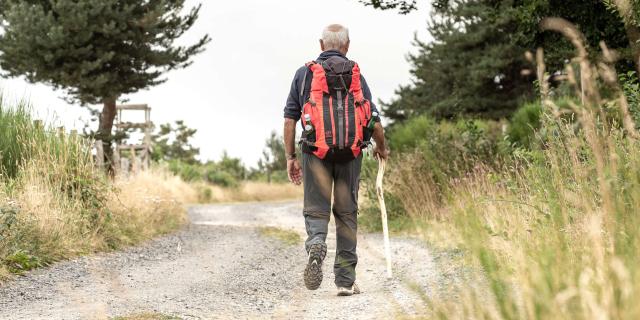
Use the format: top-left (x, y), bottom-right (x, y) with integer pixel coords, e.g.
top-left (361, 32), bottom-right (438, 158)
top-left (0, 0), bottom-right (431, 167)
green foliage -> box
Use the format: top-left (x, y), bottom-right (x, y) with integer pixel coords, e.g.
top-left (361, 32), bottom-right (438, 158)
top-left (0, 104), bottom-right (100, 198)
top-left (204, 170), bottom-right (238, 188)
top-left (212, 152), bottom-right (246, 181)
top-left (359, 156), bottom-right (411, 232)
top-left (0, 101), bottom-right (36, 178)
top-left (383, 0), bottom-right (631, 122)
top-left (603, 0), bottom-right (640, 30)
top-left (0, 0), bottom-right (210, 105)
top-left (358, 0), bottom-right (417, 14)
top-left (4, 250), bottom-right (42, 274)
top-left (256, 131), bottom-right (287, 183)
top-left (507, 101), bottom-right (543, 148)
top-left (386, 116), bottom-right (436, 153)
top-left (620, 70), bottom-right (640, 128)
top-left (152, 121), bottom-right (200, 165)
top-left (167, 160), bottom-right (201, 182)
top-left (389, 115), bottom-right (504, 166)
top-left (166, 151), bottom-right (245, 188)
top-left (153, 120), bottom-right (248, 188)
top-left (360, 116), bottom-right (507, 231)
top-left (197, 186), bottom-right (213, 203)
top-left (0, 206), bottom-right (17, 243)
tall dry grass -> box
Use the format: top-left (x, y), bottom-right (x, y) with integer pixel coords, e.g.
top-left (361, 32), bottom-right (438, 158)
top-left (193, 181), bottom-right (302, 204)
top-left (387, 18), bottom-right (640, 319)
top-left (0, 106), bottom-right (191, 280)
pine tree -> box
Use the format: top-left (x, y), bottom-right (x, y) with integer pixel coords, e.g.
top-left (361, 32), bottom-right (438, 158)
top-left (257, 132), bottom-right (286, 183)
top-left (0, 0), bottom-right (210, 171)
top-left (379, 0), bottom-right (632, 121)
top-left (358, 0), bottom-right (417, 13)
top-left (151, 120), bottom-right (200, 165)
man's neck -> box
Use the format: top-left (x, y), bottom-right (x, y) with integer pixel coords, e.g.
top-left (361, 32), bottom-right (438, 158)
top-left (319, 50), bottom-right (347, 60)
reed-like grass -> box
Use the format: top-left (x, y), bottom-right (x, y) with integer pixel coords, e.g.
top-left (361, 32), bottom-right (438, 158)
top-left (0, 99), bottom-right (37, 179)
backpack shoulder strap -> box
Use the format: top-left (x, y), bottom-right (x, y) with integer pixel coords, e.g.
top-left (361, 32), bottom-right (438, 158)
top-left (350, 61), bottom-right (365, 100)
top-left (300, 61), bottom-right (316, 99)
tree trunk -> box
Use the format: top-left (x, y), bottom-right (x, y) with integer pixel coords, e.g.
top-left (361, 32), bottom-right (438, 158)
top-left (98, 97), bottom-right (118, 176)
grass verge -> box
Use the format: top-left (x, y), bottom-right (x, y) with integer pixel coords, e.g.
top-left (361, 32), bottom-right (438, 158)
top-left (258, 226), bottom-right (301, 246)
top-left (369, 21), bottom-right (640, 319)
top-left (0, 103), bottom-right (193, 281)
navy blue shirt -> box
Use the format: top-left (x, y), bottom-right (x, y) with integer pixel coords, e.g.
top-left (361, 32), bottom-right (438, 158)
top-left (283, 50), bottom-right (379, 121)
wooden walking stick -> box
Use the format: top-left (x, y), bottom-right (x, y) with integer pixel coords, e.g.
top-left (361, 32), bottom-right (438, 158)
top-left (376, 156), bottom-right (393, 279)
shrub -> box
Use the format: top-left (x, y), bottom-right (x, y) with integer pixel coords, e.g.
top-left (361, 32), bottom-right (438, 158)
top-left (360, 116), bottom-right (507, 231)
top-left (167, 160), bottom-right (202, 182)
top-left (204, 169), bottom-right (238, 188)
top-left (620, 70), bottom-right (640, 128)
top-left (507, 101), bottom-right (543, 148)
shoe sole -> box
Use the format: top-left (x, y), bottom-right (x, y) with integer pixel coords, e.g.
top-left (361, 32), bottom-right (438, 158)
top-left (304, 243), bottom-right (327, 290)
top-left (337, 290), bottom-right (353, 297)
top-left (337, 283), bottom-right (361, 297)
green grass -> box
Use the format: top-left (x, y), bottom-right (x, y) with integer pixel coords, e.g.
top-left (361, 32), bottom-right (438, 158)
top-left (0, 100), bottom-right (39, 178)
top-left (258, 226), bottom-right (301, 246)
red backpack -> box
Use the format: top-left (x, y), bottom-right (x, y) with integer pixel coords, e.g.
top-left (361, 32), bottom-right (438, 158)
top-left (300, 56), bottom-right (375, 162)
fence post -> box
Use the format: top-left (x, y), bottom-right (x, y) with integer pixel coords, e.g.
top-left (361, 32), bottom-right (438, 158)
top-left (130, 146), bottom-right (140, 174)
top-left (113, 145), bottom-right (120, 177)
top-left (95, 140), bottom-right (104, 169)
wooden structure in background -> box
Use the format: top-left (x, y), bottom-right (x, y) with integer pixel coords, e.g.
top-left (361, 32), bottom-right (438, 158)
top-left (114, 104), bottom-right (153, 175)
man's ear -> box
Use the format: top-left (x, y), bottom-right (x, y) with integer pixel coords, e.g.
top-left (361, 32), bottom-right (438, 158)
top-left (343, 40), bottom-right (350, 55)
top-left (319, 39), bottom-right (325, 52)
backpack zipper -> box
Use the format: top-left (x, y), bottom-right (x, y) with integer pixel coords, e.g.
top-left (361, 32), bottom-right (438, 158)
top-left (336, 90), bottom-right (345, 149)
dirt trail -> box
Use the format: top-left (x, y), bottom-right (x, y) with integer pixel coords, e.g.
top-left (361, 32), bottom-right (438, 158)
top-left (0, 201), bottom-right (442, 319)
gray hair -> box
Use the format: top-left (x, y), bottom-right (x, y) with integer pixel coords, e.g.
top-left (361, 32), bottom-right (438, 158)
top-left (321, 24), bottom-right (350, 51)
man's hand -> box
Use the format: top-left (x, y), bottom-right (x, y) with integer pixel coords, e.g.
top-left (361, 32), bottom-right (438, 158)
top-left (373, 144), bottom-right (390, 161)
top-left (287, 159), bottom-right (303, 185)
top-left (372, 122), bottom-right (389, 160)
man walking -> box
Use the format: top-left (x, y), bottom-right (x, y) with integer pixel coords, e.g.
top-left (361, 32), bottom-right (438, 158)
top-left (283, 24), bottom-right (389, 296)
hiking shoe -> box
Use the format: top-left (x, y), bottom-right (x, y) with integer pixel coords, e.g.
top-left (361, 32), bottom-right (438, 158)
top-left (304, 243), bottom-right (327, 290)
top-left (337, 283), bottom-right (361, 296)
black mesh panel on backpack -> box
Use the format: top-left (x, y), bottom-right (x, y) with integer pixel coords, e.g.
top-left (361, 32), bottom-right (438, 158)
top-left (322, 56), bottom-right (355, 92)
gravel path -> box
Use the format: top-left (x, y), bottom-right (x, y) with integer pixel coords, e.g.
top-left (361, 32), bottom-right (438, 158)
top-left (0, 201), bottom-right (445, 319)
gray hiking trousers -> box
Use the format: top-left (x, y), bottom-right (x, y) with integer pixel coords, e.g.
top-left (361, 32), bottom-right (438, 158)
top-left (302, 152), bottom-right (362, 288)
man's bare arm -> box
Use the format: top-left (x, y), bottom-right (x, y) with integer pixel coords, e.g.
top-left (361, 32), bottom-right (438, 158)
top-left (284, 118), bottom-right (297, 157)
top-left (284, 118), bottom-right (303, 185)
top-left (372, 122), bottom-right (389, 160)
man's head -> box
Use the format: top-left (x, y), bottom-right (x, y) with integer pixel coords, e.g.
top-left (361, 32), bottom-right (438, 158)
top-left (320, 24), bottom-right (350, 55)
